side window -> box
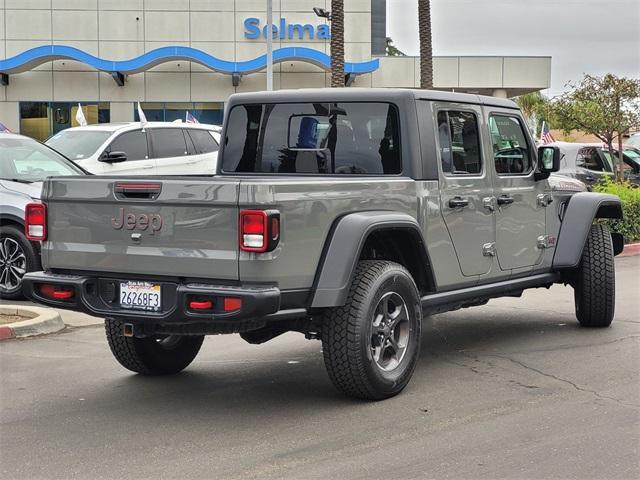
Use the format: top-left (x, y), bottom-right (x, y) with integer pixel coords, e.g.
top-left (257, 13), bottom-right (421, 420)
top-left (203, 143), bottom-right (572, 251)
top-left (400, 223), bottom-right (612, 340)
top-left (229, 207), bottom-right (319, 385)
top-left (577, 147), bottom-right (612, 172)
top-left (187, 129), bottom-right (219, 154)
top-left (151, 128), bottom-right (188, 158)
top-left (183, 129), bottom-right (197, 155)
top-left (437, 110), bottom-right (482, 175)
top-left (489, 115), bottom-right (532, 175)
top-left (107, 130), bottom-right (148, 161)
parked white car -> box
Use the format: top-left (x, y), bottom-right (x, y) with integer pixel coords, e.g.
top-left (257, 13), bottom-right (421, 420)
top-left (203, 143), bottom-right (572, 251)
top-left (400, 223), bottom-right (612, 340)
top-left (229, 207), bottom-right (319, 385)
top-left (45, 122), bottom-right (221, 175)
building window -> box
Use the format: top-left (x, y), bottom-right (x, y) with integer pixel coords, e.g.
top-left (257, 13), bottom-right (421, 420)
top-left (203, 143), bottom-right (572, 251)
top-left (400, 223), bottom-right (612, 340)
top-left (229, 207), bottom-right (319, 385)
top-left (134, 102), bottom-right (224, 125)
top-left (19, 102), bottom-right (110, 142)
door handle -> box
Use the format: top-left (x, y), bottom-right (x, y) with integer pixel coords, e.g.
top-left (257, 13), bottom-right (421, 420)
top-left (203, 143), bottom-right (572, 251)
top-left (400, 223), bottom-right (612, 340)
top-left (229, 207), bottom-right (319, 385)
top-left (497, 195), bottom-right (514, 206)
top-left (141, 164), bottom-right (154, 170)
top-left (448, 196), bottom-right (469, 209)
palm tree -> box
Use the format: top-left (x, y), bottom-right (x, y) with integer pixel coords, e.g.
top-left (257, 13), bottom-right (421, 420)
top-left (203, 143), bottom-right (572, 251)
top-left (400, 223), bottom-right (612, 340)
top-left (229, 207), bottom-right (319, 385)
top-left (330, 0), bottom-right (345, 87)
top-left (418, 0), bottom-right (433, 89)
top-left (386, 37), bottom-right (406, 56)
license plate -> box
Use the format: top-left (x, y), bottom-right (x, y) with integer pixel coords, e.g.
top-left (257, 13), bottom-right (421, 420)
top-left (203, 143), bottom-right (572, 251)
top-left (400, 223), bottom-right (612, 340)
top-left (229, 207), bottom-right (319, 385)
top-left (119, 281), bottom-right (161, 312)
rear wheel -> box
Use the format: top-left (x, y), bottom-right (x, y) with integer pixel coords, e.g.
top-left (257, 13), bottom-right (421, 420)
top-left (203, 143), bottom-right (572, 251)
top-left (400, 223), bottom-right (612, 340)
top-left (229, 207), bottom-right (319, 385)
top-left (573, 224), bottom-right (615, 327)
top-left (0, 225), bottom-right (39, 300)
top-left (105, 318), bottom-right (204, 375)
top-left (321, 260), bottom-right (422, 400)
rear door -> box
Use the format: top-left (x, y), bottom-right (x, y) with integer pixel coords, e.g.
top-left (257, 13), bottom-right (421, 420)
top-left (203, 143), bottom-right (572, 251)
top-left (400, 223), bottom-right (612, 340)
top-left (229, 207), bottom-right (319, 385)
top-left (42, 177), bottom-right (240, 280)
top-left (185, 128), bottom-right (219, 174)
top-left (149, 127), bottom-right (190, 175)
top-left (487, 111), bottom-right (546, 271)
top-left (436, 104), bottom-right (495, 277)
top-left (101, 129), bottom-right (156, 175)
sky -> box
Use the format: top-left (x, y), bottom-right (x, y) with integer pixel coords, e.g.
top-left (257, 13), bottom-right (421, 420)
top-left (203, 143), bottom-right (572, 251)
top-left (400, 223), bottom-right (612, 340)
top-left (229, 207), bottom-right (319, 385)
top-left (387, 0), bottom-right (640, 96)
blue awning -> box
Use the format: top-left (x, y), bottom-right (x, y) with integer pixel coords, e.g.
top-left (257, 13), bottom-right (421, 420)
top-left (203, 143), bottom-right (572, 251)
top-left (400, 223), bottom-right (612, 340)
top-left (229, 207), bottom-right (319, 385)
top-left (0, 45), bottom-right (379, 75)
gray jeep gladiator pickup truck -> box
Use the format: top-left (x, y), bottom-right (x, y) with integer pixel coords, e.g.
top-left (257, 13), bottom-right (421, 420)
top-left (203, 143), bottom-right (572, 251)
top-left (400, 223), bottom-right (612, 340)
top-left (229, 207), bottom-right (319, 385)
top-left (23, 89), bottom-right (624, 400)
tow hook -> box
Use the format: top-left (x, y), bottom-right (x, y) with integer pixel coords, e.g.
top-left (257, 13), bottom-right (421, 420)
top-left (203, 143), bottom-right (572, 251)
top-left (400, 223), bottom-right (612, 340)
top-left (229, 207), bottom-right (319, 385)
top-left (123, 323), bottom-right (134, 337)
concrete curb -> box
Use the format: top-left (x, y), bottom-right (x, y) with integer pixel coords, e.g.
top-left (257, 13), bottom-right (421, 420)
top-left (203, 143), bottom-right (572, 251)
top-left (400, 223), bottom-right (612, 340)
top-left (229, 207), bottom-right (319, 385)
top-left (0, 305), bottom-right (65, 340)
top-left (620, 242), bottom-right (640, 257)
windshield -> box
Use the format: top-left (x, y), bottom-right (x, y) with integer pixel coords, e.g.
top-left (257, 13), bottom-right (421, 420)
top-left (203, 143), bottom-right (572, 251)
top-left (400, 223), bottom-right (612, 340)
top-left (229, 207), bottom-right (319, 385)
top-left (628, 135), bottom-right (640, 148)
top-left (0, 136), bottom-right (84, 183)
top-left (46, 129), bottom-right (112, 160)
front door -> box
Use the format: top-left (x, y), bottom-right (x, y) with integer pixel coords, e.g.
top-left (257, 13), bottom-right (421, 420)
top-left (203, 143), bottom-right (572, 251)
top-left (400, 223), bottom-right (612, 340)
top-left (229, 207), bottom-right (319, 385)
top-left (437, 106), bottom-right (495, 277)
top-left (487, 112), bottom-right (546, 271)
top-left (101, 129), bottom-right (155, 175)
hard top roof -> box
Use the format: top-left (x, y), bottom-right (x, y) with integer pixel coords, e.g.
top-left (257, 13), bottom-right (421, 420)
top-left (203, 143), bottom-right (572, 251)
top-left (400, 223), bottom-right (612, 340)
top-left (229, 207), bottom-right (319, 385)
top-left (228, 88), bottom-right (519, 110)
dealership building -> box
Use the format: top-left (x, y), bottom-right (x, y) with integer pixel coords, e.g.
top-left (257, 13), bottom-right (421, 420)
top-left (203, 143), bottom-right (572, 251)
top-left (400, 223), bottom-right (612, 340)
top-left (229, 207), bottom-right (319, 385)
top-left (0, 0), bottom-right (551, 141)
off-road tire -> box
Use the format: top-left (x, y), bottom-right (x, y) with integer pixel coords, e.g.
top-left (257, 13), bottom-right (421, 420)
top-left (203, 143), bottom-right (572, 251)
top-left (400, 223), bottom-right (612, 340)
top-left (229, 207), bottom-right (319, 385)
top-left (574, 224), bottom-right (615, 327)
top-left (321, 260), bottom-right (422, 400)
top-left (105, 318), bottom-right (204, 375)
top-left (0, 225), bottom-right (40, 300)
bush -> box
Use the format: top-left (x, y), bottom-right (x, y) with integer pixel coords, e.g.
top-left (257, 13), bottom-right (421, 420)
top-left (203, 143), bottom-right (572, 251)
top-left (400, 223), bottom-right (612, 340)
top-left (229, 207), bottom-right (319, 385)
top-left (593, 177), bottom-right (640, 242)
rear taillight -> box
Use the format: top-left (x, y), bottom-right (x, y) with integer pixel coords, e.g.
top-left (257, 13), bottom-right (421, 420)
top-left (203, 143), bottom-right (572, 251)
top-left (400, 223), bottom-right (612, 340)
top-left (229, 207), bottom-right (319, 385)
top-left (240, 209), bottom-right (280, 253)
top-left (25, 203), bottom-right (46, 241)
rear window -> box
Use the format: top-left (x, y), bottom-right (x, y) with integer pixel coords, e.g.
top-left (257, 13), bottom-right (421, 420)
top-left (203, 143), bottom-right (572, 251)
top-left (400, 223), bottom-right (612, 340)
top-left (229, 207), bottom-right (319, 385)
top-left (222, 102), bottom-right (401, 175)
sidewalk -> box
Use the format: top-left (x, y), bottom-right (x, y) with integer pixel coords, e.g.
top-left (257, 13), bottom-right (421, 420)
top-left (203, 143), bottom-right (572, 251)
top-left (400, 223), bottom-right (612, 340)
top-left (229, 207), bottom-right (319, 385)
top-left (10, 300), bottom-right (102, 328)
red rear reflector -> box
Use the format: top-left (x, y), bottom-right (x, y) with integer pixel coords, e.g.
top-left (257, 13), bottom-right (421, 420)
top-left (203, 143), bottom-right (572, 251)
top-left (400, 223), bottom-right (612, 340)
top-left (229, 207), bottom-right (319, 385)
top-left (25, 203), bottom-right (46, 241)
top-left (53, 290), bottom-right (74, 300)
top-left (39, 284), bottom-right (74, 300)
top-left (223, 297), bottom-right (242, 312)
top-left (189, 300), bottom-right (213, 310)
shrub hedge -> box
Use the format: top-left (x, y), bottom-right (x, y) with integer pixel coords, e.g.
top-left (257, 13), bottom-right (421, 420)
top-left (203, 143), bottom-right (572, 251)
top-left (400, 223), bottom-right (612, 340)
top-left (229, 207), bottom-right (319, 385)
top-left (593, 178), bottom-right (640, 243)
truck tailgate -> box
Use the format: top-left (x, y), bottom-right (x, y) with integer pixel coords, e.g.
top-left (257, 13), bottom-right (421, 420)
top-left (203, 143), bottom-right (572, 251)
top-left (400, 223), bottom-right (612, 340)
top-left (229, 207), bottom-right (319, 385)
top-left (41, 177), bottom-right (240, 280)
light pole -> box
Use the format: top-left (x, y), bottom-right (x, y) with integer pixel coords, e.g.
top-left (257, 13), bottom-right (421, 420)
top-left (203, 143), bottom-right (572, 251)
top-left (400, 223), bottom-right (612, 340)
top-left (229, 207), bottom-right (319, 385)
top-left (266, 0), bottom-right (274, 91)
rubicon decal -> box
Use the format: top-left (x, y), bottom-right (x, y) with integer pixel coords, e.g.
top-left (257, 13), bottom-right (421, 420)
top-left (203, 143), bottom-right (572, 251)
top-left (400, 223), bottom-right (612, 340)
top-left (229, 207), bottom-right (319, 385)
top-left (111, 208), bottom-right (163, 234)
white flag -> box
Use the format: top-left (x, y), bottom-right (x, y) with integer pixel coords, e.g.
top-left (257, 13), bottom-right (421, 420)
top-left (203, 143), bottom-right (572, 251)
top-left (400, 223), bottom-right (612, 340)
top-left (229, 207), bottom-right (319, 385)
top-left (137, 102), bottom-right (147, 129)
top-left (75, 103), bottom-right (87, 127)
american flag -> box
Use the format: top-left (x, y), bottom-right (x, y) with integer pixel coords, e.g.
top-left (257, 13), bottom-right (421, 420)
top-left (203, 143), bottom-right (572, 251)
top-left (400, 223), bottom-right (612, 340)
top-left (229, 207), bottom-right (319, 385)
top-left (540, 121), bottom-right (555, 144)
top-left (185, 111), bottom-right (199, 124)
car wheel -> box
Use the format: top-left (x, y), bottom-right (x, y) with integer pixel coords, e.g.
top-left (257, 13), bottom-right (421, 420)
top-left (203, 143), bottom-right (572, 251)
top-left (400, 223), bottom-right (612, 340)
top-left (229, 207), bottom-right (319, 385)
top-left (105, 318), bottom-right (204, 375)
top-left (0, 225), bottom-right (40, 300)
top-left (321, 260), bottom-right (422, 400)
top-left (573, 224), bottom-right (615, 327)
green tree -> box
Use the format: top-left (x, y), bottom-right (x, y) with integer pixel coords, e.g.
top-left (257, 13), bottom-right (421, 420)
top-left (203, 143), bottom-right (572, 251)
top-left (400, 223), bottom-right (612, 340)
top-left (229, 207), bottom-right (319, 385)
top-left (385, 37), bottom-right (406, 56)
top-left (418, 0), bottom-right (433, 89)
top-left (514, 91), bottom-right (552, 137)
top-left (330, 0), bottom-right (345, 88)
top-left (550, 74), bottom-right (640, 181)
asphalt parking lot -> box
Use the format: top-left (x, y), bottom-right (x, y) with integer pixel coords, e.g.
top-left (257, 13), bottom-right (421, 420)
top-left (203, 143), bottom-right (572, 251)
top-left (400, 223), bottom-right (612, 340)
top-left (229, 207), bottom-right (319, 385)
top-left (1, 257), bottom-right (638, 480)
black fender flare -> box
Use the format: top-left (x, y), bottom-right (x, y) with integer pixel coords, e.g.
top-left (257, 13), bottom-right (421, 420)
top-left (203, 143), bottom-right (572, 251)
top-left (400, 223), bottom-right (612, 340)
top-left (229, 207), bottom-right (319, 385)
top-left (553, 192), bottom-right (623, 269)
top-left (0, 213), bottom-right (24, 226)
top-left (310, 211), bottom-right (430, 308)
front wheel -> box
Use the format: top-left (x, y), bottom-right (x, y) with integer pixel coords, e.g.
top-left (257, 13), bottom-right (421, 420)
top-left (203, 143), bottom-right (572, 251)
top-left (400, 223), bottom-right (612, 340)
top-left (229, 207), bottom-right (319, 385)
top-left (105, 318), bottom-right (204, 375)
top-left (321, 260), bottom-right (422, 400)
top-left (573, 224), bottom-right (615, 327)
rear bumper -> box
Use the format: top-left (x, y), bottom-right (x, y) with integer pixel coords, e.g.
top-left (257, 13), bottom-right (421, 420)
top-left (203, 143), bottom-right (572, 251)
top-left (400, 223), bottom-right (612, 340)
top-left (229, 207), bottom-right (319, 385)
top-left (22, 271), bottom-right (281, 325)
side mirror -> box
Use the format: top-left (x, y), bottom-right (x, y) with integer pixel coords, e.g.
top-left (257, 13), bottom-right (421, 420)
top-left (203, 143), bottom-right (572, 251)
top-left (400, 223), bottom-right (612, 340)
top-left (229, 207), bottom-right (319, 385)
top-left (100, 151), bottom-right (127, 163)
top-left (535, 146), bottom-right (560, 180)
